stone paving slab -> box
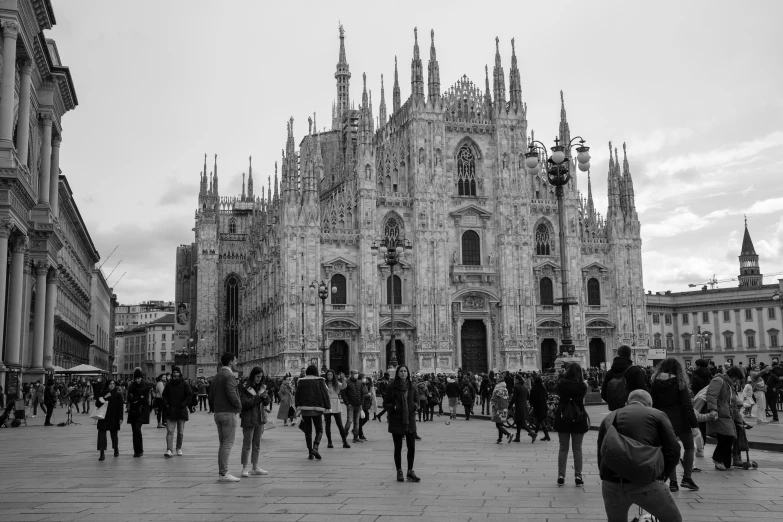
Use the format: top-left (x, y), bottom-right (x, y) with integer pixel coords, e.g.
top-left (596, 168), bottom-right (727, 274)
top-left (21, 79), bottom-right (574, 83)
top-left (1, 403), bottom-right (782, 521)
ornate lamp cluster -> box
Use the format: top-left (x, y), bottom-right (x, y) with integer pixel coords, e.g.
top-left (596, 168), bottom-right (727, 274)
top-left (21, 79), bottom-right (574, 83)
top-left (371, 237), bottom-right (413, 369)
top-left (310, 279), bottom-right (336, 372)
top-left (524, 135), bottom-right (591, 358)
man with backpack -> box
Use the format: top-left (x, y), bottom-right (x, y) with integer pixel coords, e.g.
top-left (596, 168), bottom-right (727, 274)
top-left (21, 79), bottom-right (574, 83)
top-left (600, 345), bottom-right (649, 411)
top-left (597, 389), bottom-right (682, 522)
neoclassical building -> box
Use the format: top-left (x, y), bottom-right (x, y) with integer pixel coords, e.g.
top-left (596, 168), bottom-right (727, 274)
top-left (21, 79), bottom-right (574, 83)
top-left (188, 28), bottom-right (648, 377)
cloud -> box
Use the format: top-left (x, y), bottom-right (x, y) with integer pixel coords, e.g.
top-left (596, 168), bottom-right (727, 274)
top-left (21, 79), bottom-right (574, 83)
top-left (157, 178), bottom-right (199, 206)
top-left (747, 197), bottom-right (783, 215)
top-left (642, 207), bottom-right (711, 238)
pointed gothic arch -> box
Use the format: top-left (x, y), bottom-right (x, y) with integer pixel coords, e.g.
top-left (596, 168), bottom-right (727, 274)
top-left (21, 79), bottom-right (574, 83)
top-left (382, 211), bottom-right (404, 242)
top-left (533, 218), bottom-right (556, 256)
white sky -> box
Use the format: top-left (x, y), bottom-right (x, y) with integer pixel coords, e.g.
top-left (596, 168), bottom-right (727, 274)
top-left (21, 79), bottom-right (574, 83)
top-left (48, 0), bottom-right (783, 304)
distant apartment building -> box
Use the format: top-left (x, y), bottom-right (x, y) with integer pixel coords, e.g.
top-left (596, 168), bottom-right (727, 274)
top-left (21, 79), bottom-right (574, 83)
top-left (116, 313), bottom-right (175, 378)
top-left (115, 301), bottom-right (175, 329)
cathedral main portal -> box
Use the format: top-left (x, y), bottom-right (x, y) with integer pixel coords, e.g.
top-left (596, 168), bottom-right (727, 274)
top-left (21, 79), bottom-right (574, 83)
top-left (329, 340), bottom-right (349, 375)
top-left (461, 320), bottom-right (488, 374)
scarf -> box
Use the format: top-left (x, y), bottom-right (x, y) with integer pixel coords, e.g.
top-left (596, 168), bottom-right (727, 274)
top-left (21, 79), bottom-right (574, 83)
top-left (395, 378), bottom-right (411, 431)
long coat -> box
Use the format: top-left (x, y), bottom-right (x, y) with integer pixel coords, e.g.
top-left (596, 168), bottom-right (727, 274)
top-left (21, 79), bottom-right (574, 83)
top-left (383, 383), bottom-right (419, 435)
top-left (96, 388), bottom-right (124, 432)
top-left (706, 374), bottom-right (743, 437)
top-left (276, 380), bottom-right (294, 420)
top-left (126, 380), bottom-right (151, 425)
top-left (509, 381), bottom-right (530, 425)
top-left (529, 383), bottom-right (549, 420)
top-left (490, 382), bottom-right (510, 423)
top-left (162, 379), bottom-right (192, 422)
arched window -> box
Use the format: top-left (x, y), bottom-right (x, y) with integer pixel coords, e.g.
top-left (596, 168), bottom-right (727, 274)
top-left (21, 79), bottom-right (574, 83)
top-left (331, 274), bottom-right (346, 305)
top-left (535, 224), bottom-right (550, 255)
top-left (457, 145), bottom-right (477, 196)
top-left (461, 230), bottom-right (481, 266)
top-left (387, 275), bottom-right (402, 305)
top-left (384, 217), bottom-right (400, 243)
top-left (587, 278), bottom-right (601, 306)
top-left (539, 277), bottom-right (554, 305)
top-left (229, 219), bottom-right (237, 234)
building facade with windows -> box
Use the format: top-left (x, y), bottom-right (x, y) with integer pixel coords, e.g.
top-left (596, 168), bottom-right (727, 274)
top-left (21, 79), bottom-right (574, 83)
top-left (646, 223), bottom-right (783, 368)
top-left (114, 301), bottom-right (175, 329)
top-left (187, 28), bottom-right (647, 377)
top-left (115, 324), bottom-right (145, 380)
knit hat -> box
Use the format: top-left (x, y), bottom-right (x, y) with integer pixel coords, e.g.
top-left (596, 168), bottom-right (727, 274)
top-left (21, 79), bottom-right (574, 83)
top-left (133, 367), bottom-right (143, 379)
top-left (172, 366), bottom-right (182, 375)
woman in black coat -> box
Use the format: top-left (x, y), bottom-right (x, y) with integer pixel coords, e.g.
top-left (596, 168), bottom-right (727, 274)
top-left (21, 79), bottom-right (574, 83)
top-left (126, 368), bottom-right (151, 458)
top-left (528, 375), bottom-right (550, 441)
top-left (383, 365), bottom-right (421, 483)
top-left (509, 374), bottom-right (536, 442)
top-left (553, 363), bottom-right (589, 487)
top-left (95, 379), bottom-right (124, 461)
top-left (651, 358), bottom-right (699, 492)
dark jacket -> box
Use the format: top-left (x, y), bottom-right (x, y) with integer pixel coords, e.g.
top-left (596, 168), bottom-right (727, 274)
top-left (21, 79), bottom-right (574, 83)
top-left (690, 367), bottom-right (713, 396)
top-left (96, 387), bottom-right (124, 432)
top-left (460, 378), bottom-right (476, 406)
top-left (343, 377), bottom-right (366, 407)
top-left (600, 356), bottom-right (649, 403)
top-left (126, 380), bottom-right (151, 425)
top-left (650, 373), bottom-right (698, 434)
top-left (162, 378), bottom-right (192, 421)
top-left (445, 378), bottom-right (460, 398)
top-left (705, 374), bottom-right (743, 437)
top-left (383, 382), bottom-right (420, 435)
top-left (240, 382), bottom-right (271, 428)
top-left (529, 383), bottom-right (548, 420)
top-left (44, 383), bottom-right (57, 406)
top-left (597, 403), bottom-right (680, 482)
top-left (509, 381), bottom-right (530, 424)
top-left (504, 375), bottom-right (515, 393)
top-left (209, 367), bottom-right (241, 414)
top-left (479, 377), bottom-right (493, 396)
top-left (294, 375), bottom-right (331, 415)
top-left (553, 378), bottom-right (589, 433)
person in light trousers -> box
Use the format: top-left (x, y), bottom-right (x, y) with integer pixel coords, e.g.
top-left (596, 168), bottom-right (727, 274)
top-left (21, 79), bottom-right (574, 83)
top-left (239, 366), bottom-right (271, 477)
top-left (209, 352), bottom-right (242, 482)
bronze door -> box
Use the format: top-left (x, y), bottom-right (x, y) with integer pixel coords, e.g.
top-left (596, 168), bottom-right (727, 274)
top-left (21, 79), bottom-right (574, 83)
top-left (589, 338), bottom-right (606, 369)
top-left (329, 340), bottom-right (349, 375)
top-left (461, 320), bottom-right (487, 374)
top-left (541, 339), bottom-right (558, 371)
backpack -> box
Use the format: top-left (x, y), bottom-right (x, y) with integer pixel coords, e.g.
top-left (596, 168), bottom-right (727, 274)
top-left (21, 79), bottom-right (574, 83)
top-left (606, 365), bottom-right (633, 411)
top-left (461, 386), bottom-right (472, 403)
top-left (560, 398), bottom-right (585, 426)
top-left (600, 411), bottom-right (664, 483)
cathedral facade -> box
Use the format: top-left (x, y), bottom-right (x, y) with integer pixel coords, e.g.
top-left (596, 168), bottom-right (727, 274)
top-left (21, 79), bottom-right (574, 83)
top-left (187, 28), bottom-right (648, 377)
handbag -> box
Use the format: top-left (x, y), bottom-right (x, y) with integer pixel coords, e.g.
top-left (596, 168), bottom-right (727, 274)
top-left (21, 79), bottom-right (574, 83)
top-left (90, 401), bottom-right (108, 420)
top-left (600, 411), bottom-right (664, 483)
top-left (360, 409), bottom-right (366, 420)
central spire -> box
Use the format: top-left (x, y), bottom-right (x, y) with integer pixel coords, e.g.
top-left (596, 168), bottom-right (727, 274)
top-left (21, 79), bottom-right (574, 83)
top-left (393, 56), bottom-right (401, 113)
top-left (379, 74), bottom-right (387, 124)
top-left (333, 24), bottom-right (351, 130)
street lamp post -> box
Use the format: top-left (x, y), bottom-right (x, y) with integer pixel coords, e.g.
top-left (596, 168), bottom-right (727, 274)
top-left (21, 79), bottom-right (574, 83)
top-left (525, 135), bottom-right (591, 359)
top-left (371, 236), bottom-right (413, 370)
top-left (697, 325), bottom-right (704, 360)
top-left (310, 280), bottom-right (335, 373)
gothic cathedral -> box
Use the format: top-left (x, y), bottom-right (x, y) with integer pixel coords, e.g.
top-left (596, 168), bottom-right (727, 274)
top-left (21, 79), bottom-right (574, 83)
top-left (188, 27), bottom-right (648, 377)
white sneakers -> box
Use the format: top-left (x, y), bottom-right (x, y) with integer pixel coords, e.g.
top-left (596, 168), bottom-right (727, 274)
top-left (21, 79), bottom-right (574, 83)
top-left (218, 473), bottom-right (241, 482)
top-left (164, 450), bottom-right (173, 458)
top-left (176, 449), bottom-right (183, 456)
top-left (241, 467), bottom-right (269, 477)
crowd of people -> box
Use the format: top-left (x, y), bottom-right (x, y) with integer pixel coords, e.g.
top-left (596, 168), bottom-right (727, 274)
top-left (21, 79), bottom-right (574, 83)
top-left (2, 344), bottom-right (781, 522)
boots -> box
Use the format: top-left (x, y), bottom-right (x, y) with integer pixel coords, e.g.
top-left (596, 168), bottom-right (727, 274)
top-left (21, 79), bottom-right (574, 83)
top-left (311, 443), bottom-right (322, 460)
top-left (99, 450), bottom-right (105, 461)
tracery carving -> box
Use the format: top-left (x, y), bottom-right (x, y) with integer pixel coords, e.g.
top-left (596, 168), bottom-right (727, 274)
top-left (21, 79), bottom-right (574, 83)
top-left (457, 146), bottom-right (477, 196)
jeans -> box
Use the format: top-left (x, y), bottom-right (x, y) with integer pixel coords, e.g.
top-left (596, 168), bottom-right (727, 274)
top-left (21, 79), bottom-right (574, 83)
top-left (165, 418), bottom-right (186, 451)
top-left (392, 432), bottom-right (416, 470)
top-left (713, 433), bottom-right (734, 468)
top-left (359, 407), bottom-right (370, 437)
top-left (132, 422), bottom-right (144, 455)
top-left (324, 412), bottom-right (347, 444)
top-left (82, 398), bottom-right (90, 413)
top-left (345, 405), bottom-right (361, 438)
top-left (448, 398), bottom-right (458, 417)
top-left (199, 396), bottom-right (207, 410)
top-left (44, 403), bottom-right (54, 425)
top-left (98, 429), bottom-right (118, 451)
top-left (601, 480), bottom-right (682, 522)
top-left (670, 431), bottom-right (694, 481)
top-left (300, 414), bottom-right (323, 450)
top-left (241, 425), bottom-right (263, 467)
top-left (464, 404), bottom-right (471, 419)
top-left (496, 422), bottom-right (510, 441)
top-left (214, 412), bottom-right (237, 476)
top-left (557, 431), bottom-right (584, 477)
top-left (766, 391), bottom-right (779, 421)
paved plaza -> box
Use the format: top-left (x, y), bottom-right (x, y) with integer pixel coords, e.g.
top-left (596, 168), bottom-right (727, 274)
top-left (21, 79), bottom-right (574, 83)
top-left (1, 404), bottom-right (783, 522)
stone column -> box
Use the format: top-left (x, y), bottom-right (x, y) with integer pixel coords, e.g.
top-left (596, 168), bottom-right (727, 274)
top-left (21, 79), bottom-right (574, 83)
top-left (0, 21), bottom-right (19, 144)
top-left (38, 114), bottom-right (53, 204)
top-left (31, 261), bottom-right (48, 369)
top-left (483, 317), bottom-right (493, 371)
top-left (43, 269), bottom-right (57, 369)
top-left (49, 136), bottom-right (61, 216)
top-left (4, 235), bottom-right (27, 366)
top-left (456, 318), bottom-right (464, 369)
top-left (15, 61), bottom-right (32, 165)
top-left (0, 221), bottom-right (11, 366)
